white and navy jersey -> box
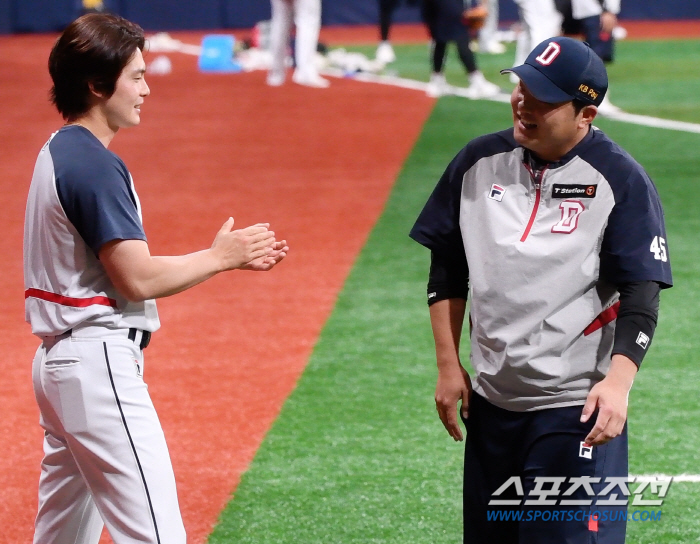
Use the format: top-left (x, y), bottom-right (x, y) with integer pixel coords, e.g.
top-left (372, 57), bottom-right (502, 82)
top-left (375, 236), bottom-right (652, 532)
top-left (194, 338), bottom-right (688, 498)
top-left (24, 125), bottom-right (160, 336)
top-left (410, 127), bottom-right (672, 411)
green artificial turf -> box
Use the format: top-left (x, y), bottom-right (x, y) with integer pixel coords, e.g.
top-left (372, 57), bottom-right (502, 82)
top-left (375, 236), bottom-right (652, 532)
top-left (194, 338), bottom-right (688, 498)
top-left (341, 39), bottom-right (700, 124)
top-left (209, 41), bottom-right (700, 543)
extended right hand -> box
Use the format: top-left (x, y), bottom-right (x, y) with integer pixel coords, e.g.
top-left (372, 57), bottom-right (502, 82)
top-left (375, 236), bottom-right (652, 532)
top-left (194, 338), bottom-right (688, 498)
top-left (435, 364), bottom-right (472, 441)
top-left (211, 218), bottom-right (277, 271)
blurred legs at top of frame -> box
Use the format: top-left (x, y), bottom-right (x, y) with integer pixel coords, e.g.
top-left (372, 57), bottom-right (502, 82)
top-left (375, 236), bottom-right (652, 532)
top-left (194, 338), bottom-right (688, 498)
top-left (376, 40), bottom-right (397, 63)
top-left (477, 0), bottom-right (507, 54)
top-left (267, 0), bottom-right (329, 88)
top-left (464, 70), bottom-right (501, 98)
top-left (511, 0), bottom-right (562, 82)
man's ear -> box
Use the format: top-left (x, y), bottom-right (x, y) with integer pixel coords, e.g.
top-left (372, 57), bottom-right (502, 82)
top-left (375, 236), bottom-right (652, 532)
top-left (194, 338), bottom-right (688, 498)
top-left (87, 81), bottom-right (104, 99)
top-left (579, 104), bottom-right (598, 128)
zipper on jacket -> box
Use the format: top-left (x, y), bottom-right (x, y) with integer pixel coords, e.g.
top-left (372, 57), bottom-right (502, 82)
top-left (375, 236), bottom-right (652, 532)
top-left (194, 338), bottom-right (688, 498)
top-left (520, 163), bottom-right (548, 242)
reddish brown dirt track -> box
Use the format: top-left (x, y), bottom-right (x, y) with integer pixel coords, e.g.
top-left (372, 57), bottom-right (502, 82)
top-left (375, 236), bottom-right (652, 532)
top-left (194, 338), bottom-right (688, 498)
top-left (0, 19), bottom-right (695, 544)
top-left (0, 31), bottom-right (433, 544)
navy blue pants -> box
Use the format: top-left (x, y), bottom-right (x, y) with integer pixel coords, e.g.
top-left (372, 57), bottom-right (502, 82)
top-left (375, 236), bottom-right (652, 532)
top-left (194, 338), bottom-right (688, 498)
top-left (555, 0), bottom-right (615, 63)
top-left (578, 15), bottom-right (615, 63)
top-left (463, 394), bottom-right (628, 544)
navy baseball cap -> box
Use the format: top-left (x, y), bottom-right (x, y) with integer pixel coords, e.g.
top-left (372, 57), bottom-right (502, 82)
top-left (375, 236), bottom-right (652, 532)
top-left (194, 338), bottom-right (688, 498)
top-left (501, 37), bottom-right (608, 106)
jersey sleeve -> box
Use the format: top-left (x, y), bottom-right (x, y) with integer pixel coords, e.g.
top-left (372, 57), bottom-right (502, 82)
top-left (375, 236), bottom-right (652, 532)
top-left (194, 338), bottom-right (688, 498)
top-left (600, 168), bottom-right (673, 288)
top-left (56, 155), bottom-right (146, 256)
top-left (409, 145), bottom-right (470, 257)
top-left (427, 250), bottom-right (469, 305)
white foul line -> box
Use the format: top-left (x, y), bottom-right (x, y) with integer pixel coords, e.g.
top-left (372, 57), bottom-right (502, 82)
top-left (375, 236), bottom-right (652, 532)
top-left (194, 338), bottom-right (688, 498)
top-left (323, 70), bottom-right (700, 135)
top-left (142, 41), bottom-right (700, 136)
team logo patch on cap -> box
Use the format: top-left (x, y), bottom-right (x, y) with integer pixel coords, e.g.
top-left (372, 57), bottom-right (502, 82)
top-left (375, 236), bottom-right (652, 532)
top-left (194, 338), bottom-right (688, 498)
top-left (552, 184), bottom-right (597, 198)
top-left (488, 184), bottom-right (506, 201)
top-left (535, 42), bottom-right (561, 66)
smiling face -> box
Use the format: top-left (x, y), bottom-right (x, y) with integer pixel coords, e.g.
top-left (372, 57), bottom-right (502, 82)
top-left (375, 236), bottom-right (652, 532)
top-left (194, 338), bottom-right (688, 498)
top-left (510, 81), bottom-right (596, 162)
top-left (100, 48), bottom-right (149, 131)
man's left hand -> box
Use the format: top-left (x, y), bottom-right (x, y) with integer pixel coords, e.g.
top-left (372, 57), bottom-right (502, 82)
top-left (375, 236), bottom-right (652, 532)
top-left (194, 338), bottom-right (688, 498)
top-left (580, 354), bottom-right (638, 446)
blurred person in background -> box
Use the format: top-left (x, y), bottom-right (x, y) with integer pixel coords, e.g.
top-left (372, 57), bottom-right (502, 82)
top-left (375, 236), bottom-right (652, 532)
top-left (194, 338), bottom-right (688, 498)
top-left (510, 0), bottom-right (562, 82)
top-left (557, 0), bottom-right (622, 114)
top-left (422, 0), bottom-right (501, 98)
top-left (267, 0), bottom-right (329, 88)
top-left (375, 0), bottom-right (420, 64)
top-left (477, 0), bottom-right (507, 54)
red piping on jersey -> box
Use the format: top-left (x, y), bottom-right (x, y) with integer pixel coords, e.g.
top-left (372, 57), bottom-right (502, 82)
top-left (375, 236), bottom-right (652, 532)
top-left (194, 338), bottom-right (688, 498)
top-left (583, 301), bottom-right (621, 336)
top-left (25, 288), bottom-right (118, 309)
top-left (520, 163), bottom-right (548, 242)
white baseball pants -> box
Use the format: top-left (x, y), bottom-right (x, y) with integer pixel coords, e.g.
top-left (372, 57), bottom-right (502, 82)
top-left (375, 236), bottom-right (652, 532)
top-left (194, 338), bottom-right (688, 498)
top-left (513, 0), bottom-right (563, 66)
top-left (269, 0), bottom-right (322, 79)
top-left (572, 0), bottom-right (620, 19)
top-left (31, 327), bottom-right (185, 544)
top-left (478, 0), bottom-right (500, 50)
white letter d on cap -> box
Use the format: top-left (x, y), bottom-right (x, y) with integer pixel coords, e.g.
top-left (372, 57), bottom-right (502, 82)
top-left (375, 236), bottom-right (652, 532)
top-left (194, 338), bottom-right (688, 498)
top-left (536, 42), bottom-right (561, 66)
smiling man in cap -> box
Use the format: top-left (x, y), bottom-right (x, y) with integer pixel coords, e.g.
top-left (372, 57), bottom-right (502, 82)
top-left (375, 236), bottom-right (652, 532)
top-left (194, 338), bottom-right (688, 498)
top-left (502, 36), bottom-right (609, 162)
top-left (410, 37), bottom-right (672, 543)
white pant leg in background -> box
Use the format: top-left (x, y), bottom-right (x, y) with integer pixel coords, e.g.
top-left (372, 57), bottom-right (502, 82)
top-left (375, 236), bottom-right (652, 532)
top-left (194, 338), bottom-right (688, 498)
top-left (478, 0), bottom-right (500, 50)
top-left (32, 332), bottom-right (186, 544)
top-left (513, 0), bottom-right (562, 66)
top-left (269, 0), bottom-right (294, 77)
top-left (292, 0), bottom-right (322, 79)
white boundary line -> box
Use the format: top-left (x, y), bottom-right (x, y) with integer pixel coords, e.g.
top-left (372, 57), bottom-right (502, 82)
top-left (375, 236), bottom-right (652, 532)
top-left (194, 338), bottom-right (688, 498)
top-left (145, 41), bottom-right (700, 135)
top-left (594, 111), bottom-right (700, 134)
top-left (154, 32), bottom-right (700, 135)
top-left (322, 67), bottom-right (430, 92)
top-left (323, 69), bottom-right (700, 135)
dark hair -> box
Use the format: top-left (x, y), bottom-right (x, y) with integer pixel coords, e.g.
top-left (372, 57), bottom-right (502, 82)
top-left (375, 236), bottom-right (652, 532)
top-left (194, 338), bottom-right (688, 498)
top-left (48, 13), bottom-right (145, 120)
top-left (572, 99), bottom-right (589, 115)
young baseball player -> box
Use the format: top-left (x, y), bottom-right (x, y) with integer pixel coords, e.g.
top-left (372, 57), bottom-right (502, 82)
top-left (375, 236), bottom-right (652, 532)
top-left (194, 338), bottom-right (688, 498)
top-left (410, 37), bottom-right (672, 543)
top-left (24, 13), bottom-right (288, 544)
